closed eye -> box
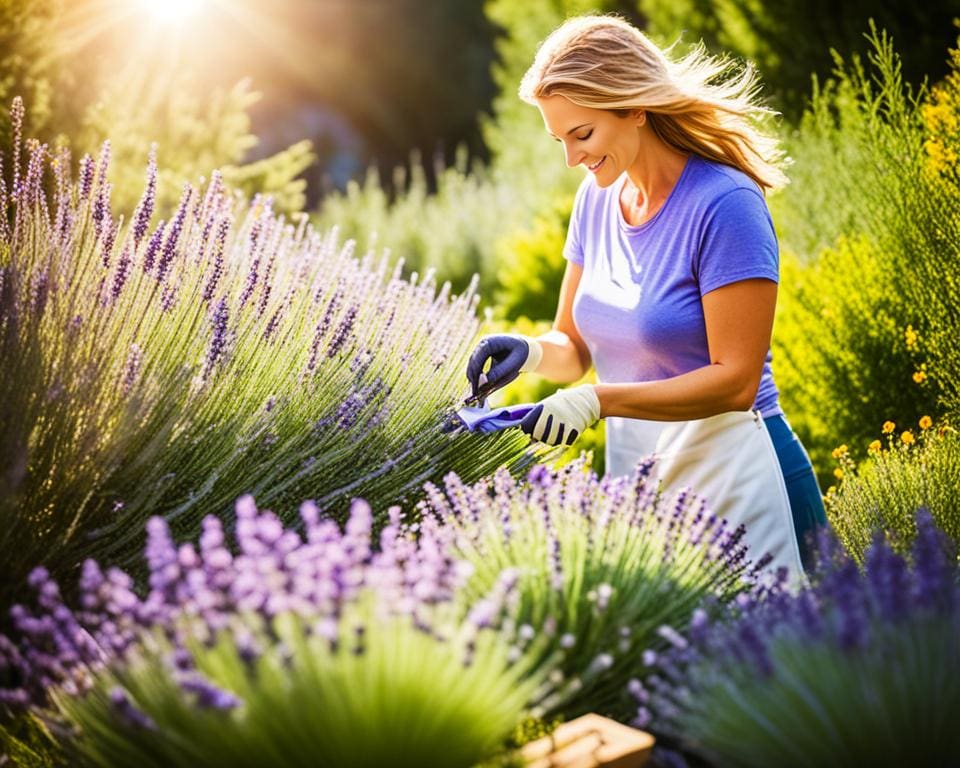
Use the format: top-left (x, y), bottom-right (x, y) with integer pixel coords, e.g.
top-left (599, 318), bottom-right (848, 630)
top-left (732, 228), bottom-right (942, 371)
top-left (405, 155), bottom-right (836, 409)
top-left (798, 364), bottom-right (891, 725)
top-left (551, 130), bottom-right (594, 142)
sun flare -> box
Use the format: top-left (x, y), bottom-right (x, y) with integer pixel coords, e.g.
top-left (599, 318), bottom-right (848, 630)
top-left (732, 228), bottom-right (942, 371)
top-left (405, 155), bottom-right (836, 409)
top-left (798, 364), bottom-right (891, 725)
top-left (139, 0), bottom-right (206, 23)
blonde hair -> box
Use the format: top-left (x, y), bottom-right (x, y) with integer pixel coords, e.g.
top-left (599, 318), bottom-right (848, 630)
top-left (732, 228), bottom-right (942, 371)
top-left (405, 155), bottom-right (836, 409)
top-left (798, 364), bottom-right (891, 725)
top-left (519, 15), bottom-right (789, 192)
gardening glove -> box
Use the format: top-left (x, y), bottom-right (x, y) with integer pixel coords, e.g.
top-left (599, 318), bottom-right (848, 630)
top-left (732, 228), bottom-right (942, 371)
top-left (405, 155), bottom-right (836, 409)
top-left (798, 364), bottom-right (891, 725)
top-left (466, 334), bottom-right (543, 400)
top-left (519, 384), bottom-right (601, 446)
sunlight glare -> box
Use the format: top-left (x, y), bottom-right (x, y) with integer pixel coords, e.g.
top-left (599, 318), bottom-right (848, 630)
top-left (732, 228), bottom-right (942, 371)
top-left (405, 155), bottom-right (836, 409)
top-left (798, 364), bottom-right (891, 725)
top-left (139, 0), bottom-right (206, 23)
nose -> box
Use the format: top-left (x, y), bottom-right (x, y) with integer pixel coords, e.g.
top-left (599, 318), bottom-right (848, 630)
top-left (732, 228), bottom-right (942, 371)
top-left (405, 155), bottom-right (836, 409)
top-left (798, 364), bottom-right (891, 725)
top-left (563, 142), bottom-right (583, 169)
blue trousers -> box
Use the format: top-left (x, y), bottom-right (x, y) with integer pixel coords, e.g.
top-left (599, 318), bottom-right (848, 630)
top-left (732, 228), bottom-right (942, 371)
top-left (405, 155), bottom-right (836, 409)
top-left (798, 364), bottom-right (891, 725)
top-left (764, 413), bottom-right (829, 571)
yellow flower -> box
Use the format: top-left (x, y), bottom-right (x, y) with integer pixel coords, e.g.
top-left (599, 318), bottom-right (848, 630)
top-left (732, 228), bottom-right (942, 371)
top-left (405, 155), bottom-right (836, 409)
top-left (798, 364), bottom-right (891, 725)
top-left (831, 444), bottom-right (849, 459)
top-left (882, 421), bottom-right (896, 434)
top-left (868, 439), bottom-right (882, 454)
top-left (901, 430), bottom-right (915, 445)
top-left (833, 467), bottom-right (844, 480)
top-left (919, 415), bottom-right (933, 430)
top-left (904, 325), bottom-right (918, 349)
top-left (913, 370), bottom-right (927, 384)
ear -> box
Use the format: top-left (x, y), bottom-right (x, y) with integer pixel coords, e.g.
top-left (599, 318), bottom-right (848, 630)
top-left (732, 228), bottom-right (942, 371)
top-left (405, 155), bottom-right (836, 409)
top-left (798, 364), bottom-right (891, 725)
top-left (633, 109), bottom-right (647, 127)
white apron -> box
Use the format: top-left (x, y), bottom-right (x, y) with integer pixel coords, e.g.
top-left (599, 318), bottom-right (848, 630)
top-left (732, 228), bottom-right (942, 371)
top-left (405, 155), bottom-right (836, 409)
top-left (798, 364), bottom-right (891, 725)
top-left (607, 410), bottom-right (804, 584)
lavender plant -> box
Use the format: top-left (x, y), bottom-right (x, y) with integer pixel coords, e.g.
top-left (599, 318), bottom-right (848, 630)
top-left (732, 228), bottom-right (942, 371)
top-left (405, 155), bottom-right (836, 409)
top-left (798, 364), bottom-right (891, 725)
top-left (412, 458), bottom-right (764, 721)
top-left (0, 98), bottom-right (539, 606)
top-left (633, 510), bottom-right (960, 768)
top-left (0, 496), bottom-right (552, 768)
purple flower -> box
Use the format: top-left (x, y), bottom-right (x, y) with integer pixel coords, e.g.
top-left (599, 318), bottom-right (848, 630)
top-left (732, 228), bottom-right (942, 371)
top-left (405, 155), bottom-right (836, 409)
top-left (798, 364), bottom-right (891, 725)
top-left (109, 687), bottom-right (157, 730)
top-left (78, 153), bottom-right (95, 201)
top-left (131, 146), bottom-right (157, 247)
top-left (200, 217), bottom-right (230, 304)
top-left (120, 343), bottom-right (142, 395)
top-left (204, 298), bottom-right (230, 377)
top-left (155, 185), bottom-right (192, 284)
top-left (910, 508), bottom-right (955, 612)
top-left (142, 220), bottom-right (166, 274)
top-left (111, 244), bottom-right (132, 301)
top-left (864, 533), bottom-right (910, 622)
top-left (179, 672), bottom-right (241, 711)
top-left (9, 97), bottom-right (25, 193)
top-left (326, 305), bottom-right (358, 358)
top-left (238, 255), bottom-right (260, 310)
top-left (306, 290), bottom-right (341, 371)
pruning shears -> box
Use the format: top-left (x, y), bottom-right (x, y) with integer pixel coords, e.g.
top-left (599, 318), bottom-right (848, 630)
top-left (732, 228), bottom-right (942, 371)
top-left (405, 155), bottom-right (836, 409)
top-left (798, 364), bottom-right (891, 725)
top-left (461, 380), bottom-right (499, 409)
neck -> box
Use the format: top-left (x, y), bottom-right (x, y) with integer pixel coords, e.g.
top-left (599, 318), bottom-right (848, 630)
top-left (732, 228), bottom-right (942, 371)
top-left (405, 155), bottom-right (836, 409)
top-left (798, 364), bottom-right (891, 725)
top-left (625, 128), bottom-right (689, 206)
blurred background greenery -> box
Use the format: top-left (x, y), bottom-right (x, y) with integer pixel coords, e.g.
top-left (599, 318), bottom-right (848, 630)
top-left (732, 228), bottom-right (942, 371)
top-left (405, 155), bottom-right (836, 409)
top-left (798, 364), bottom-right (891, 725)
top-left (3, 0), bottom-right (960, 488)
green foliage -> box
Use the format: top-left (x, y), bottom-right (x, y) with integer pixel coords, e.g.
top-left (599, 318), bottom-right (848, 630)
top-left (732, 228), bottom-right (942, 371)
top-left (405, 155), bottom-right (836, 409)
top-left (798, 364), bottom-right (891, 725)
top-left (827, 422), bottom-right (960, 563)
top-left (0, 714), bottom-right (62, 768)
top-left (79, 74), bottom-right (315, 218)
top-left (313, 146), bottom-right (525, 298)
top-left (55, 608), bottom-right (544, 768)
top-left (771, 28), bottom-right (960, 487)
top-left (773, 238), bottom-right (942, 488)
top-left (493, 194), bottom-right (571, 322)
top-left (0, 0), bottom-right (59, 147)
top-left (636, 0), bottom-right (960, 121)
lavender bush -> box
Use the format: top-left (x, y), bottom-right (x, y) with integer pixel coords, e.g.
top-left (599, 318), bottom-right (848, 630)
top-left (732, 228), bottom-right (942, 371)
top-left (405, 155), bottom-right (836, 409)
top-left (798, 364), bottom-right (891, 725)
top-left (0, 98), bottom-right (539, 606)
top-left (1, 496), bottom-right (552, 768)
top-left (413, 458), bottom-right (765, 721)
top-left (633, 510), bottom-right (960, 768)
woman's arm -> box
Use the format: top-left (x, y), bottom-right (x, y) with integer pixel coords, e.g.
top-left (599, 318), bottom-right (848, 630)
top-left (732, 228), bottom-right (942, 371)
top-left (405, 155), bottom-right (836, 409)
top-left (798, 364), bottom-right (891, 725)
top-left (533, 261), bottom-right (592, 382)
top-left (595, 278), bottom-right (777, 420)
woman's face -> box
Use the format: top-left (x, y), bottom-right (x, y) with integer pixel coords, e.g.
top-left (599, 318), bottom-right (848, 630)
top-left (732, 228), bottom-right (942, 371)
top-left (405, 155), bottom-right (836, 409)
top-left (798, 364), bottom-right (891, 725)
top-left (535, 94), bottom-right (643, 187)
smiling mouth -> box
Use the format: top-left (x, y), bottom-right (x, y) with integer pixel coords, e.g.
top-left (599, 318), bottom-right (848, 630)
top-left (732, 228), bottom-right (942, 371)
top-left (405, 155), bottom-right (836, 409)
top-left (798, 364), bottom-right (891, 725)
top-left (587, 157), bottom-right (605, 172)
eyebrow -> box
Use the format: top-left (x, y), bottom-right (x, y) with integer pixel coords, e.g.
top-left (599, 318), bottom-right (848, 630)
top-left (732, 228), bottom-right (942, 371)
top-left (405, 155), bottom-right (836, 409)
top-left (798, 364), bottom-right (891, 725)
top-left (547, 123), bottom-right (592, 138)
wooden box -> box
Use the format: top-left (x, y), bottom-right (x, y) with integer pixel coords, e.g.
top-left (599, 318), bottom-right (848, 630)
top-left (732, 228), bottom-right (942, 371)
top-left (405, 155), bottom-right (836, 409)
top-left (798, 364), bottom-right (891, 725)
top-left (521, 713), bottom-right (655, 768)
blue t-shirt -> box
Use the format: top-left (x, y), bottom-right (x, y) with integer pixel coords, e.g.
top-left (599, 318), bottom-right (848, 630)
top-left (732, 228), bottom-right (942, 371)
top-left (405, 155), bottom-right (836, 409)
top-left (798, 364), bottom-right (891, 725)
top-left (563, 154), bottom-right (782, 417)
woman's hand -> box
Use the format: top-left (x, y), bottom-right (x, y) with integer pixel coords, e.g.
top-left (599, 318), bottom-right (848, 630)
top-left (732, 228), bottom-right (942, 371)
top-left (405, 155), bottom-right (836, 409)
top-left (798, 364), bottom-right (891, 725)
top-left (466, 334), bottom-right (543, 399)
top-left (519, 384), bottom-right (600, 446)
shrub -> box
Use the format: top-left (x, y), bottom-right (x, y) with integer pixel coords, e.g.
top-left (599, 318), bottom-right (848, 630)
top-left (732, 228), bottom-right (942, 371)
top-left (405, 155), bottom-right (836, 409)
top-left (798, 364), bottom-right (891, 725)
top-left (825, 418), bottom-right (960, 562)
top-left (492, 194), bottom-right (571, 323)
top-left (771, 28), bottom-right (960, 485)
top-left (312, 147), bottom-right (526, 298)
top-left (414, 459), bottom-right (764, 721)
top-left (0, 101), bottom-right (538, 607)
top-left (0, 497), bottom-right (550, 768)
top-left (773, 237), bottom-right (942, 487)
top-left (634, 510), bottom-right (960, 768)
top-left (79, 74), bottom-right (315, 218)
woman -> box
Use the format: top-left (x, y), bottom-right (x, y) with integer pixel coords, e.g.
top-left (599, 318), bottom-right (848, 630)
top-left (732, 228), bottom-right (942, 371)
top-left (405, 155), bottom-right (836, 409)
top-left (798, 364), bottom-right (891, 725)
top-left (465, 15), bottom-right (827, 577)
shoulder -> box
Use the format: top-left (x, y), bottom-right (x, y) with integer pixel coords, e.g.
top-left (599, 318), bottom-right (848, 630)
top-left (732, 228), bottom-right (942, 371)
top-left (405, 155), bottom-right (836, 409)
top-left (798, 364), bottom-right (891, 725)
top-left (684, 156), bottom-right (769, 217)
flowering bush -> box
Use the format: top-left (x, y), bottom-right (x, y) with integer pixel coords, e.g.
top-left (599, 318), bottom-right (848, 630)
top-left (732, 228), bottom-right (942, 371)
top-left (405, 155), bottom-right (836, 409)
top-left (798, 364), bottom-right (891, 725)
top-left (633, 510), bottom-right (960, 768)
top-left (0, 496), bottom-right (551, 768)
top-left (0, 99), bottom-right (538, 606)
top-left (414, 459), bottom-right (763, 721)
top-left (826, 418), bottom-right (960, 561)
top-left (771, 29), bottom-right (960, 485)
